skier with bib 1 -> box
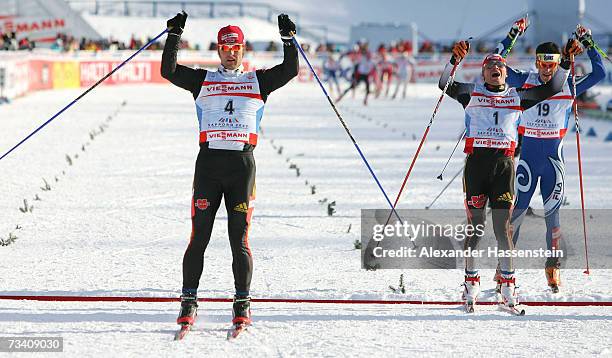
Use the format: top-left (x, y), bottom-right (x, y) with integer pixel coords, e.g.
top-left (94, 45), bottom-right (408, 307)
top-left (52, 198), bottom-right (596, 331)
top-left (161, 11), bottom-right (298, 333)
top-left (439, 39), bottom-right (579, 312)
top-left (497, 19), bottom-right (605, 293)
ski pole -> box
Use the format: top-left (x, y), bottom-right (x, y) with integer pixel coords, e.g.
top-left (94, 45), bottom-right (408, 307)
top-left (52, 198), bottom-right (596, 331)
top-left (0, 29), bottom-right (169, 162)
top-left (426, 165), bottom-right (463, 209)
top-left (437, 129), bottom-right (465, 180)
top-left (501, 14), bottom-right (527, 58)
top-left (292, 36), bottom-right (403, 222)
top-left (570, 53), bottom-right (590, 275)
top-left (592, 43), bottom-right (612, 65)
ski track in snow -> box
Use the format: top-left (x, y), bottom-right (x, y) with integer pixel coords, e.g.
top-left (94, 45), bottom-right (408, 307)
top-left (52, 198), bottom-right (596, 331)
top-left (1, 82), bottom-right (611, 357)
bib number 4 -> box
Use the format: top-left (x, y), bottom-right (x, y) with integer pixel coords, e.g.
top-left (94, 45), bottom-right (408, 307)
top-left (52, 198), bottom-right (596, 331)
top-left (225, 100), bottom-right (235, 115)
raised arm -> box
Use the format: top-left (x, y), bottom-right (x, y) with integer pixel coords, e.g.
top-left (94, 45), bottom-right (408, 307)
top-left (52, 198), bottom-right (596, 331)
top-left (573, 25), bottom-right (606, 96)
top-left (438, 41), bottom-right (475, 108)
top-left (160, 12), bottom-right (206, 98)
top-left (438, 62), bottom-right (474, 108)
top-left (256, 14), bottom-right (299, 100)
top-left (495, 17), bottom-right (530, 88)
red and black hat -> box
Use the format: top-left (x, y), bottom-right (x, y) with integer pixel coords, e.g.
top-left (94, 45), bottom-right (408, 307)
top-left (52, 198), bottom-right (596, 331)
top-left (482, 53), bottom-right (506, 67)
top-left (218, 25), bottom-right (244, 45)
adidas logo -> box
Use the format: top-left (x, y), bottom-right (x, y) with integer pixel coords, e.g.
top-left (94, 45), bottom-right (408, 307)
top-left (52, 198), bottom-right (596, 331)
top-left (497, 192), bottom-right (513, 203)
top-left (233, 202), bottom-right (248, 213)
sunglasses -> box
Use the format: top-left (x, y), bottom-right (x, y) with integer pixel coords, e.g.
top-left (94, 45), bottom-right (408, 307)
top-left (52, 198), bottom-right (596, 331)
top-left (536, 60), bottom-right (558, 70)
top-left (484, 60), bottom-right (506, 69)
top-left (219, 44), bottom-right (244, 52)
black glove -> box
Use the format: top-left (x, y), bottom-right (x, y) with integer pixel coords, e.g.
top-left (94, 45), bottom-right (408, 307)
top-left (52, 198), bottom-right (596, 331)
top-left (576, 24), bottom-right (594, 49)
top-left (167, 11), bottom-right (187, 35)
top-left (278, 14), bottom-right (296, 40)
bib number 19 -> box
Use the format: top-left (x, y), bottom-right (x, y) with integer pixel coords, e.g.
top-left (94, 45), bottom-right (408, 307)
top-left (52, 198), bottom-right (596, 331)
top-left (537, 103), bottom-right (549, 116)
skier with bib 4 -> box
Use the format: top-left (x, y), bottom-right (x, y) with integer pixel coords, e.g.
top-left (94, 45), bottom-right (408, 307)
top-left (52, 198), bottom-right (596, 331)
top-left (161, 11), bottom-right (298, 334)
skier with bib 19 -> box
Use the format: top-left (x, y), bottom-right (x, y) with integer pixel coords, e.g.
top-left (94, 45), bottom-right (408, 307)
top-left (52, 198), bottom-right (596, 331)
top-left (161, 11), bottom-right (298, 333)
top-left (439, 38), bottom-right (579, 312)
top-left (497, 18), bottom-right (605, 293)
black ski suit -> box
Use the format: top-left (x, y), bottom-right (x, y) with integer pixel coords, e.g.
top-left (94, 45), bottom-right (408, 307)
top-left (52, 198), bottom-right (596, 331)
top-left (161, 33), bottom-right (298, 295)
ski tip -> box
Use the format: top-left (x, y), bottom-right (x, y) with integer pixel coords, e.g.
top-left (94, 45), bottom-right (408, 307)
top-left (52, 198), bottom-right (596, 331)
top-left (464, 302), bottom-right (475, 313)
top-left (498, 303), bottom-right (526, 316)
top-left (227, 324), bottom-right (248, 341)
top-left (510, 306), bottom-right (526, 316)
top-left (174, 324), bottom-right (192, 341)
top-left (511, 306), bottom-right (526, 316)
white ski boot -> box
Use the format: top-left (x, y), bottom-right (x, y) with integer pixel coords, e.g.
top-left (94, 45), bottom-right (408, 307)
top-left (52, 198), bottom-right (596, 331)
top-left (499, 276), bottom-right (518, 307)
top-left (462, 275), bottom-right (480, 313)
top-left (499, 276), bottom-right (525, 315)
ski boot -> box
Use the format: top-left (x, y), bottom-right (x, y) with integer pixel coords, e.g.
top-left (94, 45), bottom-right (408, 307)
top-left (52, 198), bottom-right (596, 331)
top-left (227, 295), bottom-right (252, 340)
top-left (462, 274), bottom-right (480, 313)
top-left (232, 295), bottom-right (252, 326)
top-left (499, 276), bottom-right (518, 307)
top-left (499, 275), bottom-right (525, 315)
top-left (545, 259), bottom-right (561, 293)
top-left (177, 293), bottom-right (198, 326)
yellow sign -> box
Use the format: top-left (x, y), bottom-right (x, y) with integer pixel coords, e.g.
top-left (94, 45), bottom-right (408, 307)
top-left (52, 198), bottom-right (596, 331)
top-left (52, 61), bottom-right (80, 89)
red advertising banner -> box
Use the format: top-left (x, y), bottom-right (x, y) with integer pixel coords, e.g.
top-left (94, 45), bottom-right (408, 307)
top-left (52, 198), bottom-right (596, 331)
top-left (79, 60), bottom-right (163, 87)
top-left (27, 60), bottom-right (53, 91)
top-left (2, 51), bottom-right (610, 103)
